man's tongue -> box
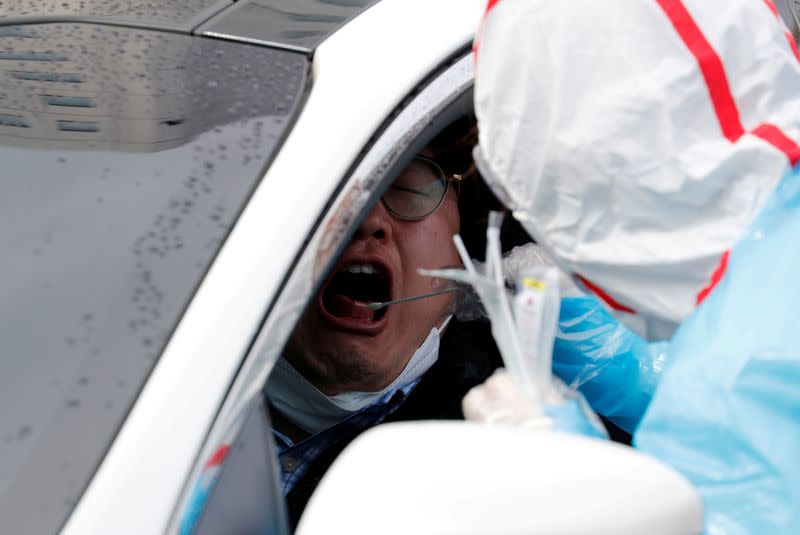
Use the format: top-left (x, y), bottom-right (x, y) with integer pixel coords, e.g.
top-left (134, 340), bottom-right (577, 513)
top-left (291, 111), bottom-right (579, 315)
top-left (326, 293), bottom-right (374, 320)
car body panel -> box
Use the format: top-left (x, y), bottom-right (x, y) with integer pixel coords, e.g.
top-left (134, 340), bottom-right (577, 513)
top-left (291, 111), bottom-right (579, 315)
top-left (0, 0), bottom-right (233, 33)
top-left (196, 0), bottom-right (380, 54)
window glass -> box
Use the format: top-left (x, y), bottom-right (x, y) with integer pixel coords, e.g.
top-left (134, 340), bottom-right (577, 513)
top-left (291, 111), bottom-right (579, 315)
top-left (0, 22), bottom-right (307, 534)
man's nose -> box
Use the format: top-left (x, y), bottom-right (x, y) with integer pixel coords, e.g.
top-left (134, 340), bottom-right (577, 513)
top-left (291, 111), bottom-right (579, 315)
top-left (356, 200), bottom-right (393, 241)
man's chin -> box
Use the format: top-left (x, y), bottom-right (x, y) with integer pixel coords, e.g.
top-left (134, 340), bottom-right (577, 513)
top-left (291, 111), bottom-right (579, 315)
top-left (288, 335), bottom-right (398, 394)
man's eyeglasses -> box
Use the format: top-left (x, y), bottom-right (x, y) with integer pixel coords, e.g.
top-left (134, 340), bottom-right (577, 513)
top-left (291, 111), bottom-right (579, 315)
top-left (381, 155), bottom-right (462, 221)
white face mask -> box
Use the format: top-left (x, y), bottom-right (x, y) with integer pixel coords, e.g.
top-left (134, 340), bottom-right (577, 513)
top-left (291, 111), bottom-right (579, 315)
top-left (265, 319), bottom-right (449, 435)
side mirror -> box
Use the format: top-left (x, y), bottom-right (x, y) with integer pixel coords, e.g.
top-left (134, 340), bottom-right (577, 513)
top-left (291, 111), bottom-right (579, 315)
top-left (297, 422), bottom-right (702, 535)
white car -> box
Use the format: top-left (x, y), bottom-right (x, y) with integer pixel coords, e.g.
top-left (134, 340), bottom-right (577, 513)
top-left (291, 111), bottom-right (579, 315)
top-left (2, 1), bottom-right (798, 534)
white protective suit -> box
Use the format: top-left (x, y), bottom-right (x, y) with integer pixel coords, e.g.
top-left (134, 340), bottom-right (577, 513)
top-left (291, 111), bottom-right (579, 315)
top-left (473, 0), bottom-right (800, 533)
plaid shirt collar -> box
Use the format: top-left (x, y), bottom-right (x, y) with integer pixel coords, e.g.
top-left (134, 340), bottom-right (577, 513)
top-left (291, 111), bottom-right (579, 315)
top-left (272, 379), bottom-right (418, 494)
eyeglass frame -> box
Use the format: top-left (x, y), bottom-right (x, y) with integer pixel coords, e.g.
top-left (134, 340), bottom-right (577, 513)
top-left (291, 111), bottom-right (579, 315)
top-left (381, 155), bottom-right (463, 221)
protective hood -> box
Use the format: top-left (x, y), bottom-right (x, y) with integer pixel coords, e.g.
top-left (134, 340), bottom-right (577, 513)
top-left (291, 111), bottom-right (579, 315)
top-left (474, 0), bottom-right (800, 340)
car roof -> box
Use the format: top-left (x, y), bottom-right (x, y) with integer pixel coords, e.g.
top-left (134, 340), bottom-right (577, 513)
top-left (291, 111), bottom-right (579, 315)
top-left (0, 0), bottom-right (380, 54)
top-left (196, 0), bottom-right (382, 54)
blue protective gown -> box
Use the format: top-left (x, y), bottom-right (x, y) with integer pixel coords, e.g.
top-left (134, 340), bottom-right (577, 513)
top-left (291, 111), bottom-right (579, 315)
top-left (552, 166), bottom-right (800, 534)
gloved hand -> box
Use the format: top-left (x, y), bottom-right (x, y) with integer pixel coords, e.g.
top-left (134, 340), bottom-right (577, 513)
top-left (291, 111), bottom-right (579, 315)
top-left (458, 242), bottom-right (669, 434)
top-left (463, 369), bottom-right (608, 439)
top-left (553, 296), bottom-right (670, 434)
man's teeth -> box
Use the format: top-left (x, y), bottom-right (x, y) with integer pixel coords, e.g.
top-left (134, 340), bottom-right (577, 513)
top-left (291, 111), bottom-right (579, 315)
top-left (344, 263), bottom-right (380, 275)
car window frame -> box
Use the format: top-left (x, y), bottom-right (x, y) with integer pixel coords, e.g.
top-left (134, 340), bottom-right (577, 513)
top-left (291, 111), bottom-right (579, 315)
top-left (168, 48), bottom-right (475, 533)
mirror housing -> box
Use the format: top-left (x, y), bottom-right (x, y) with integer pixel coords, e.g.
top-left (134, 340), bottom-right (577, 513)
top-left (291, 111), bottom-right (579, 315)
top-left (297, 422), bottom-right (702, 535)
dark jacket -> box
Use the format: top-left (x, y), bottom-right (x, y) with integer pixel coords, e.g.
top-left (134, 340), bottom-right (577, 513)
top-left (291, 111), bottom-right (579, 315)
top-left (283, 320), bottom-right (503, 529)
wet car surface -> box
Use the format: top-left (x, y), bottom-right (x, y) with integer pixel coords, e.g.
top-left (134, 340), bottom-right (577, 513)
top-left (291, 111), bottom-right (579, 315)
top-left (0, 19), bottom-right (307, 533)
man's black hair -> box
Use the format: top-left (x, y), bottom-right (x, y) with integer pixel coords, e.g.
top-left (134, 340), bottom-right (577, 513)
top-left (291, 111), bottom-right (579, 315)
top-left (427, 115), bottom-right (532, 259)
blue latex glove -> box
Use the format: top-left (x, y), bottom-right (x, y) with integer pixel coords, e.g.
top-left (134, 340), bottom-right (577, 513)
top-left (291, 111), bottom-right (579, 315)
top-left (553, 295), bottom-right (669, 433)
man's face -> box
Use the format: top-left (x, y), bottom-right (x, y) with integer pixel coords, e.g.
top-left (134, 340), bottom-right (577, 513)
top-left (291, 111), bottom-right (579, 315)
top-left (285, 160), bottom-right (461, 394)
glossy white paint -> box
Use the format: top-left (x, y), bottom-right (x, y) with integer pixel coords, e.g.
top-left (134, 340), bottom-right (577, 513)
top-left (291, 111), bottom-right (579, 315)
top-left (62, 0), bottom-right (484, 533)
top-left (298, 423), bottom-right (704, 535)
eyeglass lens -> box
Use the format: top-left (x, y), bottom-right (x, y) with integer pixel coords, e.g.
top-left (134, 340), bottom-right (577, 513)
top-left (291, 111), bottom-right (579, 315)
top-left (382, 157), bottom-right (447, 220)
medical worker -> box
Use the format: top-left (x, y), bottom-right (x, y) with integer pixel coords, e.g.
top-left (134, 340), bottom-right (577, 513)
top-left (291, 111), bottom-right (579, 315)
top-left (468, 0), bottom-right (800, 533)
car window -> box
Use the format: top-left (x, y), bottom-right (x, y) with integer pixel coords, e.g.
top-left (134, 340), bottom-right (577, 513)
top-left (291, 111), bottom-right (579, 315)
top-left (0, 22), bottom-right (308, 534)
top-left (174, 50), bottom-right (474, 534)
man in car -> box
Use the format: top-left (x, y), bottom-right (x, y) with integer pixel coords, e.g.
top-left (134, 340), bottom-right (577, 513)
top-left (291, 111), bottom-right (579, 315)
top-left (264, 119), bottom-right (504, 525)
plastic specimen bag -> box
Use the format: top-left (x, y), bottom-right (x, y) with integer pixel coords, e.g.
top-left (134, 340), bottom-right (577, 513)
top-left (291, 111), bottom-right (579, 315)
top-left (424, 213), bottom-right (557, 406)
top-left (427, 213), bottom-right (606, 437)
top-left (450, 241), bottom-right (666, 434)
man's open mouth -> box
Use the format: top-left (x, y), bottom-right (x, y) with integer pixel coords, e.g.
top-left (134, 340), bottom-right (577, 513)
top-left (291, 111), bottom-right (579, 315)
top-left (320, 262), bottom-right (392, 325)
